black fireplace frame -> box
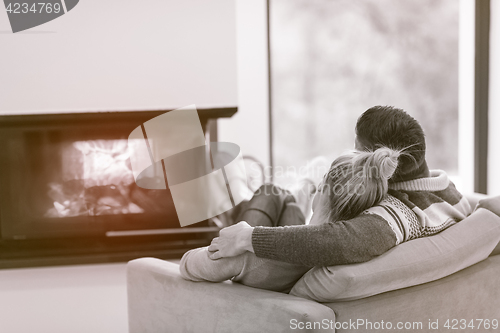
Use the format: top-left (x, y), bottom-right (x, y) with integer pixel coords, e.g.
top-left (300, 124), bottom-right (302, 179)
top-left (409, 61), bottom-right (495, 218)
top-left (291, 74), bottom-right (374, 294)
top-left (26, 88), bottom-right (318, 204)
top-left (0, 107), bottom-right (236, 268)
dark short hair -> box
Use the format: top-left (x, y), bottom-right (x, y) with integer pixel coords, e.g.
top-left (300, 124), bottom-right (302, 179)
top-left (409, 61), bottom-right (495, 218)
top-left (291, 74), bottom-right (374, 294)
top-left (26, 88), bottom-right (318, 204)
top-left (355, 106), bottom-right (426, 182)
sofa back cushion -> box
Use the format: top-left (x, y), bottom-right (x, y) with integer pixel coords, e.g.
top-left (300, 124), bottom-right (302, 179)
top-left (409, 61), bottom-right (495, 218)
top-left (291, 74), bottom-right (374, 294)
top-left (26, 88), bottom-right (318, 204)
top-left (290, 208), bottom-right (500, 302)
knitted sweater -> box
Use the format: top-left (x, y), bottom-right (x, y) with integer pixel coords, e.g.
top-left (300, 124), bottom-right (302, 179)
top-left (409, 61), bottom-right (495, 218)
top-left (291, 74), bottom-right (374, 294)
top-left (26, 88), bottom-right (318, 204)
top-left (252, 170), bottom-right (472, 267)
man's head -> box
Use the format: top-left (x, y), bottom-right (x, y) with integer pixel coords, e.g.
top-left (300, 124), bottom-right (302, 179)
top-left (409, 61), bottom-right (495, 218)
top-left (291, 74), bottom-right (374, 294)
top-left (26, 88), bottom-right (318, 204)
top-left (355, 105), bottom-right (428, 182)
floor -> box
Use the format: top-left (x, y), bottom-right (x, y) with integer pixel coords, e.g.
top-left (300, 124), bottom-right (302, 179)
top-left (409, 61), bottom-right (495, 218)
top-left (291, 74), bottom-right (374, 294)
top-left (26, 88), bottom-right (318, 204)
top-left (0, 260), bottom-right (179, 333)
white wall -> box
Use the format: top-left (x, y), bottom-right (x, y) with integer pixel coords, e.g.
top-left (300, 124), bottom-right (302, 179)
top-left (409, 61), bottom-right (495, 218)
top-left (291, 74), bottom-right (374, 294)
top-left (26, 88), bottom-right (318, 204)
top-left (488, 0), bottom-right (500, 195)
top-left (0, 0), bottom-right (237, 113)
top-left (0, 263), bottom-right (128, 333)
top-left (219, 0), bottom-right (271, 169)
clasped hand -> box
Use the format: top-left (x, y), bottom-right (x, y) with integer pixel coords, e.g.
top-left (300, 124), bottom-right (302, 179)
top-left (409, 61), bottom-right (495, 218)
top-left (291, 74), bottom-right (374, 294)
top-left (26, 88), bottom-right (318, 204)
top-left (207, 221), bottom-right (254, 260)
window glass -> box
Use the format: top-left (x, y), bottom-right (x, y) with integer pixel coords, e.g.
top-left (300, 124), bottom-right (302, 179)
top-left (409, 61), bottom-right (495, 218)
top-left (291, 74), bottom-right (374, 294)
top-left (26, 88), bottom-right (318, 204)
top-left (270, 0), bottom-right (459, 187)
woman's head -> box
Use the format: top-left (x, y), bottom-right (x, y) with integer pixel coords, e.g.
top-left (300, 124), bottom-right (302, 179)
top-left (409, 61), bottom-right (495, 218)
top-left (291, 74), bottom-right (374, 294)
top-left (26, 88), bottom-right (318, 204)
top-left (313, 147), bottom-right (400, 222)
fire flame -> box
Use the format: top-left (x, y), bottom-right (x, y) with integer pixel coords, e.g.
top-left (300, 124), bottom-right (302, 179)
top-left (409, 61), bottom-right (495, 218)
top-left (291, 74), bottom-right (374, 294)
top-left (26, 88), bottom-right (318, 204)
top-left (44, 139), bottom-right (144, 218)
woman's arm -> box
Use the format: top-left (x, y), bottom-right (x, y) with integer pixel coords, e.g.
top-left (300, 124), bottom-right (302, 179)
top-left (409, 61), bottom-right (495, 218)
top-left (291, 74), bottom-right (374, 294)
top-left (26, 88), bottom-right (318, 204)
top-left (179, 247), bottom-right (247, 282)
top-left (181, 246), bottom-right (312, 292)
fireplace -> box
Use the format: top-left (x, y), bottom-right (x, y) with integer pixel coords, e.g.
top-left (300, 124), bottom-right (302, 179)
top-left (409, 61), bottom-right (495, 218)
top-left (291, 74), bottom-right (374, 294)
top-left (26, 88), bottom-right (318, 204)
top-left (0, 108), bottom-right (236, 268)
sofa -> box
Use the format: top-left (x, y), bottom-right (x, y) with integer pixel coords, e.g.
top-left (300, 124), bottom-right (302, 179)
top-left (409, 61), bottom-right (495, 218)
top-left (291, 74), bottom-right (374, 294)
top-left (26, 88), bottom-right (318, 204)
top-left (127, 194), bottom-right (500, 332)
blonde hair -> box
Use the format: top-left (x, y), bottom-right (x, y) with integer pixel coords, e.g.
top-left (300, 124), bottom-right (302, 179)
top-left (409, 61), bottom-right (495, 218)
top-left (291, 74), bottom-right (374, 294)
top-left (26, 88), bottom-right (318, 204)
top-left (322, 147), bottom-right (400, 221)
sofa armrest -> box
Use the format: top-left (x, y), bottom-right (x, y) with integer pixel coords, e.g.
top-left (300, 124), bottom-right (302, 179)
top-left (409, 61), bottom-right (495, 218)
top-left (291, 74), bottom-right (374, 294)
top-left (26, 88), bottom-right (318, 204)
top-left (127, 258), bottom-right (336, 333)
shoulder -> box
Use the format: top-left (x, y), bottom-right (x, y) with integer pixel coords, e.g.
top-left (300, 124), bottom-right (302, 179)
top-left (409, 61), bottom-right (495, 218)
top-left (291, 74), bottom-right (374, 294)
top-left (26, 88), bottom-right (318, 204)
top-left (361, 194), bottom-right (419, 244)
top-left (388, 170), bottom-right (472, 217)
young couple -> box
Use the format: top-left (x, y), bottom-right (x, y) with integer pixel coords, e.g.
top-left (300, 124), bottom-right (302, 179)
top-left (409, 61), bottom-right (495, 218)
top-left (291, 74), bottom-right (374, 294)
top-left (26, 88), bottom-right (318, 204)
top-left (179, 106), bottom-right (472, 293)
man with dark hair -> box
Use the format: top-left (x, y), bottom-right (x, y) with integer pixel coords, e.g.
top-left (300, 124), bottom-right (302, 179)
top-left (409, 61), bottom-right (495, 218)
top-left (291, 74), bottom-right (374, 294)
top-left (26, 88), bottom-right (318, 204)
top-left (355, 105), bottom-right (428, 182)
top-left (207, 106), bottom-right (471, 267)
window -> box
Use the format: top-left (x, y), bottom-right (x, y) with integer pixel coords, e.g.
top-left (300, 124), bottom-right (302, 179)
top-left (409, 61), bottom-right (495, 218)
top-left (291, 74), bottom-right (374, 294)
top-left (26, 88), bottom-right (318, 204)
top-left (270, 0), bottom-right (459, 187)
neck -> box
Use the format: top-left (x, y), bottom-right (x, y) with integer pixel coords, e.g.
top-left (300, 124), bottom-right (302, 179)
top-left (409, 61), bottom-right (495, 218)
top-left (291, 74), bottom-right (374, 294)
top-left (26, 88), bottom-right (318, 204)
top-left (413, 163), bottom-right (430, 179)
top-left (390, 160), bottom-right (430, 182)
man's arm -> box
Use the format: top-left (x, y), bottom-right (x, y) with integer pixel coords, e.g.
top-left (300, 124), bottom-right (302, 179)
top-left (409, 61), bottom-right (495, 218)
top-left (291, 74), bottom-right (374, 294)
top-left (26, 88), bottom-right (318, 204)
top-left (209, 215), bottom-right (397, 267)
top-left (252, 214), bottom-right (397, 266)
